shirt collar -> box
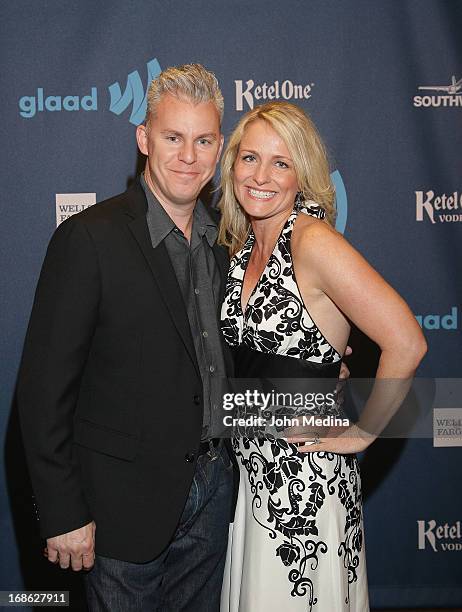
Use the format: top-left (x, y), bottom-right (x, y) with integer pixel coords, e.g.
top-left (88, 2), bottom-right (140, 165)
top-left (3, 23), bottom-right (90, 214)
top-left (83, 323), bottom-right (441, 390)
top-left (193, 199), bottom-right (218, 247)
top-left (141, 173), bottom-right (218, 248)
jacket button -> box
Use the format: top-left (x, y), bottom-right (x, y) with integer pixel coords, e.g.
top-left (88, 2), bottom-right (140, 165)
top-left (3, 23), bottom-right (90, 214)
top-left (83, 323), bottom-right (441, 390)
top-left (185, 452), bottom-right (195, 463)
top-left (193, 395), bottom-right (201, 405)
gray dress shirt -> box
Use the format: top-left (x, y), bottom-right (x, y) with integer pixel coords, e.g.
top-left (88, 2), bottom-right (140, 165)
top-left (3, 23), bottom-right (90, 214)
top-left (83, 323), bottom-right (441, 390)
top-left (141, 174), bottom-right (226, 440)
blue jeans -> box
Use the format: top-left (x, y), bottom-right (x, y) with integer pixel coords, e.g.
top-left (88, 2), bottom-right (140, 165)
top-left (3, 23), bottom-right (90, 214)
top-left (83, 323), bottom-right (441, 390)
top-left (84, 442), bottom-right (233, 612)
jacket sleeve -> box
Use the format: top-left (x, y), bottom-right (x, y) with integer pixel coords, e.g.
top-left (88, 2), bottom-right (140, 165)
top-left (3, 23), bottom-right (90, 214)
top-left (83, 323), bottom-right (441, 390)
top-left (17, 216), bottom-right (100, 538)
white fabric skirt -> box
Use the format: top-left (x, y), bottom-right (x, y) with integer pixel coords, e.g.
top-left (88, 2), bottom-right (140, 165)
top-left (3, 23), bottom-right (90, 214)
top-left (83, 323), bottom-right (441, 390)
top-left (221, 438), bottom-right (370, 612)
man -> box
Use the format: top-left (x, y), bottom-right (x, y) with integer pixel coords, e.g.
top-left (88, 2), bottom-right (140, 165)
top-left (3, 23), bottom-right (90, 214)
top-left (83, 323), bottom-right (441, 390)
top-left (18, 64), bottom-right (234, 611)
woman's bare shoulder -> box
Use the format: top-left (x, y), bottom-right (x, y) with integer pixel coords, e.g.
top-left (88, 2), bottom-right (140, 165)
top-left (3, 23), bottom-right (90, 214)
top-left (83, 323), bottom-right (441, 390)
top-left (293, 214), bottom-right (346, 260)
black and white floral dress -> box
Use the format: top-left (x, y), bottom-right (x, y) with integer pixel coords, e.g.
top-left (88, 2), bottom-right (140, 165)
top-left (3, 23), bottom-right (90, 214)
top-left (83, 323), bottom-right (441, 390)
top-left (220, 201), bottom-right (369, 611)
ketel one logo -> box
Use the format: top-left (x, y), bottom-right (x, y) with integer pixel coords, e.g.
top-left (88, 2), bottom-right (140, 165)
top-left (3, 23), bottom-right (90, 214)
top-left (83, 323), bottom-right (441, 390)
top-left (415, 190), bottom-right (462, 224)
top-left (417, 520), bottom-right (462, 552)
top-left (108, 58), bottom-right (161, 125)
top-left (235, 78), bottom-right (314, 111)
top-left (18, 58), bottom-right (162, 125)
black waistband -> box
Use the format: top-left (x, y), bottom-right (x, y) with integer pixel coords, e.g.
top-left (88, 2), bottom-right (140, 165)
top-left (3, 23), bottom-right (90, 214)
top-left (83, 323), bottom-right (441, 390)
top-left (232, 343), bottom-right (341, 379)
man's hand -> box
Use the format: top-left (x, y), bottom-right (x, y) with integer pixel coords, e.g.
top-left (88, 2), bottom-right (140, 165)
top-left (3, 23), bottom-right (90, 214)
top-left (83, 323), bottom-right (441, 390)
top-left (286, 424), bottom-right (375, 454)
top-left (285, 346), bottom-right (354, 451)
top-left (45, 521), bottom-right (96, 571)
top-left (335, 344), bottom-right (352, 408)
top-left (339, 344), bottom-right (352, 380)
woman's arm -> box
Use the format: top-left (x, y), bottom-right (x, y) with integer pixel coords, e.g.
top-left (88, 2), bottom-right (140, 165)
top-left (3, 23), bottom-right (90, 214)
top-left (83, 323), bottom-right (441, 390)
top-left (288, 222), bottom-right (427, 453)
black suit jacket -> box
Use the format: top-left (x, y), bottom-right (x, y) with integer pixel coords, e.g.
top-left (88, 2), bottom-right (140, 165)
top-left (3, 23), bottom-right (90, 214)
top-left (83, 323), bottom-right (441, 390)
top-left (17, 179), bottom-right (233, 562)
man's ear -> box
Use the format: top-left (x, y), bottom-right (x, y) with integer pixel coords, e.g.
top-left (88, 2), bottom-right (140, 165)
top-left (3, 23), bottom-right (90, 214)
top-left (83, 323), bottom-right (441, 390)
top-left (136, 124), bottom-right (149, 156)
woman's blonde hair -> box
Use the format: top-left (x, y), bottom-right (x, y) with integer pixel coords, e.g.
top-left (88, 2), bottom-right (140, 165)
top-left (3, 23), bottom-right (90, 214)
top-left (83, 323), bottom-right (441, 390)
top-left (218, 101), bottom-right (336, 255)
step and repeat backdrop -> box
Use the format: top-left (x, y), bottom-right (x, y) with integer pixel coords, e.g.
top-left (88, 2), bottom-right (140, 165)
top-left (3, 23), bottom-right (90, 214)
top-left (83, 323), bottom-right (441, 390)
top-left (1, 1), bottom-right (461, 608)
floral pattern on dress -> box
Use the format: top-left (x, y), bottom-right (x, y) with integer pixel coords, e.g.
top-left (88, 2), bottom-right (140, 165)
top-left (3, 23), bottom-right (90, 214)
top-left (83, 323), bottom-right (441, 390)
top-left (220, 198), bottom-right (367, 608)
top-left (220, 199), bottom-right (341, 365)
top-left (231, 435), bottom-right (364, 608)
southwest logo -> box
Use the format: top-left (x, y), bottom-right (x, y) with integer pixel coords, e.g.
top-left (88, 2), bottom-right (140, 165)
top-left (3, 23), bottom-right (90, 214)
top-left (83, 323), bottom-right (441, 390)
top-left (413, 75), bottom-right (462, 108)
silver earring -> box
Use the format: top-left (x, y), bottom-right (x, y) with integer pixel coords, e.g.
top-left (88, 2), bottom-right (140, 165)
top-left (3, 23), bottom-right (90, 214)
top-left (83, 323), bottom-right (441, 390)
top-left (295, 192), bottom-right (304, 207)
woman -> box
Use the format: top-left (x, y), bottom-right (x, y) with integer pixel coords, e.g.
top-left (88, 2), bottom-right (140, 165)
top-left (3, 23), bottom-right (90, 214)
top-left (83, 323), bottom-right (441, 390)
top-left (218, 102), bottom-right (426, 611)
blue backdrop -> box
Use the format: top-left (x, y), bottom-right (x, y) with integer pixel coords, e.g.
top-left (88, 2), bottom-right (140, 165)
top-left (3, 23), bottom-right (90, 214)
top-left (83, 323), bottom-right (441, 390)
top-left (1, 1), bottom-right (462, 608)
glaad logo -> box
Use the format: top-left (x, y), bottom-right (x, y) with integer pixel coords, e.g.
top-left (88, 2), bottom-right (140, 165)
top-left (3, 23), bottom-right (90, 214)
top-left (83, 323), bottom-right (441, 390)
top-left (413, 75), bottom-right (462, 108)
top-left (331, 170), bottom-right (348, 234)
top-left (19, 88), bottom-right (98, 119)
top-left (108, 58), bottom-right (161, 125)
top-left (415, 307), bottom-right (458, 330)
top-left (18, 58), bottom-right (161, 125)
top-left (235, 78), bottom-right (314, 111)
top-left (417, 520), bottom-right (462, 551)
top-left (415, 190), bottom-right (462, 224)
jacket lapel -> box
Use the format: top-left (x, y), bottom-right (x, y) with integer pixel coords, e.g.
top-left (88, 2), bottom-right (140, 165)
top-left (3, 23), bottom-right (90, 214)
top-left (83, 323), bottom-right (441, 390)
top-left (123, 181), bottom-right (200, 377)
top-left (212, 242), bottom-right (230, 318)
top-left (212, 241), bottom-right (234, 376)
